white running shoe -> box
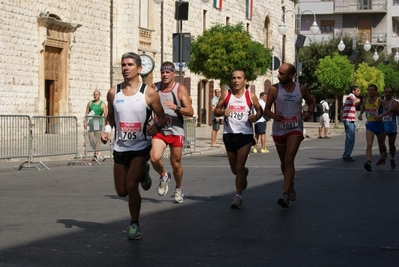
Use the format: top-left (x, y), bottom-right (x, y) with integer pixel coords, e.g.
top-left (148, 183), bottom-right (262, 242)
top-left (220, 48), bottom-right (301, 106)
top-left (173, 188), bottom-right (184, 203)
top-left (157, 172), bottom-right (171, 196)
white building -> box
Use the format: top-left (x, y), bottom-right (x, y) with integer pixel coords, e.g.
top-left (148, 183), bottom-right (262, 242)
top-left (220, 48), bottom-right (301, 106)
top-left (298, 0), bottom-right (399, 58)
top-left (0, 0), bottom-right (296, 126)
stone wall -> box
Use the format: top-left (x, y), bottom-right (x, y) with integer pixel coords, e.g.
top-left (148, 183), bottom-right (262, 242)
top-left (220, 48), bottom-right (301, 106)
top-left (1, 0), bottom-right (295, 121)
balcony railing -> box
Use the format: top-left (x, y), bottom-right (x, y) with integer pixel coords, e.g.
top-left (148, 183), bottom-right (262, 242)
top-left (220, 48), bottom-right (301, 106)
top-left (334, 0), bottom-right (387, 12)
top-left (139, 27), bottom-right (153, 49)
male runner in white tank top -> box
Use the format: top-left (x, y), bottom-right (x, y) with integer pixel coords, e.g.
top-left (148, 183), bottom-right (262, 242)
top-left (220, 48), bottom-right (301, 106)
top-left (214, 69), bottom-right (262, 209)
top-left (101, 52), bottom-right (166, 240)
top-left (150, 61), bottom-right (194, 204)
top-left (264, 63), bottom-right (315, 208)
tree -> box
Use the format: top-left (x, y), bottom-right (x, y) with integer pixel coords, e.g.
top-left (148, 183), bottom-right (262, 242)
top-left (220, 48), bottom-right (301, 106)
top-left (187, 23), bottom-right (271, 86)
top-left (353, 63), bottom-right (385, 96)
top-left (376, 63), bottom-right (399, 93)
top-left (314, 53), bottom-right (353, 126)
top-left (298, 35), bottom-right (373, 96)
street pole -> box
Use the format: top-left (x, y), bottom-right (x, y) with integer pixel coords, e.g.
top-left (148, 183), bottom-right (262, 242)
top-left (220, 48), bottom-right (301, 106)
top-left (179, 17), bottom-right (183, 84)
top-left (296, 11), bottom-right (300, 83)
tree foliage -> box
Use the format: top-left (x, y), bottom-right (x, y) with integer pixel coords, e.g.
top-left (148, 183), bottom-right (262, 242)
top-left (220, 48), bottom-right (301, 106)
top-left (314, 53), bottom-right (353, 95)
top-left (353, 63), bottom-right (385, 96)
top-left (298, 36), bottom-right (373, 96)
top-left (187, 23), bottom-right (271, 85)
top-left (376, 63), bottom-right (399, 92)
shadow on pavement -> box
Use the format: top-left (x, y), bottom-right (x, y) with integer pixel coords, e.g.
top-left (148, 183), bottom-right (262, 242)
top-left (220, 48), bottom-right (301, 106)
top-left (1, 136), bottom-right (398, 267)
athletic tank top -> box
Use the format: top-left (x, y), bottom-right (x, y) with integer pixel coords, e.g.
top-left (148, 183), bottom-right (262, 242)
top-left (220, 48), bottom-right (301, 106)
top-left (89, 101), bottom-right (104, 116)
top-left (382, 99), bottom-right (396, 122)
top-left (223, 89), bottom-right (253, 135)
top-left (113, 83), bottom-right (152, 152)
top-left (365, 97), bottom-right (380, 122)
top-left (272, 82), bottom-right (304, 136)
top-left (156, 82), bottom-right (184, 136)
top-left (88, 100), bottom-right (104, 127)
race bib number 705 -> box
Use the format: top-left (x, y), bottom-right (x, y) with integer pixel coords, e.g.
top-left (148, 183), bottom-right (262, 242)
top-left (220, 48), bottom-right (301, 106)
top-left (119, 121), bottom-right (144, 140)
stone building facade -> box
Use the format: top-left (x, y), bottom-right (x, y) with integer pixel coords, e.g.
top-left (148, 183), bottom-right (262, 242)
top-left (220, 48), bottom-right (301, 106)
top-left (0, 0), bottom-right (295, 126)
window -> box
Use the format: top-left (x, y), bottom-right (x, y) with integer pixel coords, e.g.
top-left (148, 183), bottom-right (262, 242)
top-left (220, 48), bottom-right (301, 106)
top-left (320, 20), bottom-right (335, 34)
top-left (358, 0), bottom-right (372, 9)
top-left (140, 0), bottom-right (149, 28)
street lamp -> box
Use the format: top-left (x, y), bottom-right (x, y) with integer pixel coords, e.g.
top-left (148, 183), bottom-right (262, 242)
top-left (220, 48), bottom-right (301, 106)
top-left (372, 45), bottom-right (399, 62)
top-left (277, 10), bottom-right (319, 36)
top-left (277, 9), bottom-right (319, 82)
top-left (153, 0), bottom-right (210, 84)
top-left (372, 45), bottom-right (385, 61)
top-left (337, 31), bottom-right (371, 52)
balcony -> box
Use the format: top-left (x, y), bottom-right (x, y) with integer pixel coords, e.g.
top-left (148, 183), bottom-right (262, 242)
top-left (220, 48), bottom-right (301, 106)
top-left (139, 27), bottom-right (154, 50)
top-left (392, 2), bottom-right (399, 16)
top-left (334, 0), bottom-right (387, 13)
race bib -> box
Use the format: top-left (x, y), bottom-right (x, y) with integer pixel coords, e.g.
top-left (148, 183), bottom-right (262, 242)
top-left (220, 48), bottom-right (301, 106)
top-left (366, 108), bottom-right (378, 118)
top-left (279, 115), bottom-right (299, 130)
top-left (118, 121), bottom-right (144, 140)
top-left (228, 105), bottom-right (246, 120)
top-left (382, 114), bottom-right (392, 121)
top-left (163, 115), bottom-right (173, 130)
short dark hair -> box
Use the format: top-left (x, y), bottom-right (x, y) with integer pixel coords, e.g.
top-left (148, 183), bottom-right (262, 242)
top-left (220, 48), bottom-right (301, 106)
top-left (350, 85), bottom-right (359, 93)
top-left (384, 86), bottom-right (393, 92)
top-left (121, 52), bottom-right (141, 67)
top-left (368, 84), bottom-right (378, 91)
top-left (231, 68), bottom-right (247, 79)
top-left (260, 92), bottom-right (266, 97)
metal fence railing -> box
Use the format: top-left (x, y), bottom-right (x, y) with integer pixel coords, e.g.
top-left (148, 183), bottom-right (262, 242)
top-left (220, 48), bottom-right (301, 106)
top-left (82, 115), bottom-right (113, 164)
top-left (0, 115), bottom-right (31, 160)
top-left (0, 115), bottom-right (80, 170)
top-left (183, 116), bottom-right (196, 154)
top-left (0, 115), bottom-right (198, 169)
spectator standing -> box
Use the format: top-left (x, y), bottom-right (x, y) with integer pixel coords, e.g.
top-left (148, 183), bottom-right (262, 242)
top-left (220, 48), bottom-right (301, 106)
top-left (210, 88), bottom-right (222, 147)
top-left (253, 92), bottom-right (269, 153)
top-left (85, 90), bottom-right (107, 160)
top-left (317, 98), bottom-right (330, 139)
top-left (342, 86), bottom-right (361, 162)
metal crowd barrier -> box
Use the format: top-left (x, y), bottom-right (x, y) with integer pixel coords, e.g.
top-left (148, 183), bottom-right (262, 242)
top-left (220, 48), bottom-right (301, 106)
top-left (0, 115), bottom-right (31, 160)
top-left (183, 116), bottom-right (197, 154)
top-left (20, 116), bottom-right (79, 170)
top-left (0, 115), bottom-right (80, 170)
top-left (0, 114), bottom-right (197, 169)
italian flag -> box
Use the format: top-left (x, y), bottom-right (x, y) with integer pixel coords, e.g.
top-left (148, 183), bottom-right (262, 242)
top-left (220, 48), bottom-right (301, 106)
top-left (246, 0), bottom-right (253, 20)
top-left (213, 0), bottom-right (222, 9)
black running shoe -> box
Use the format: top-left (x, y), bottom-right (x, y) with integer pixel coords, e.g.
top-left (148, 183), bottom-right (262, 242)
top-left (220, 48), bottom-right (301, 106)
top-left (140, 163), bottom-right (152, 191)
top-left (364, 162), bottom-right (372, 172)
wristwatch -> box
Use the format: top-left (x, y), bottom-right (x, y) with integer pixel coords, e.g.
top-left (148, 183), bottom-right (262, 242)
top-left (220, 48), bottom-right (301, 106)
top-left (175, 106), bottom-right (181, 113)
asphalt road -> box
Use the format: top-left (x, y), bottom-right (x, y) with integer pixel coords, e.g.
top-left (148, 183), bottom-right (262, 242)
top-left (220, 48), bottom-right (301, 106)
top-left (1, 132), bottom-right (398, 267)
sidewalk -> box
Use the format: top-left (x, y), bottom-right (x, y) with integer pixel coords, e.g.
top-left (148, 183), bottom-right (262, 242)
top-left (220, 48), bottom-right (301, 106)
top-left (0, 121), bottom-right (344, 170)
top-left (189, 121), bottom-right (344, 156)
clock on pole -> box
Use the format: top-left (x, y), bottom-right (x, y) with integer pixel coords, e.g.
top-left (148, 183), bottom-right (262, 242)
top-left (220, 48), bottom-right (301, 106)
top-left (140, 52), bottom-right (155, 82)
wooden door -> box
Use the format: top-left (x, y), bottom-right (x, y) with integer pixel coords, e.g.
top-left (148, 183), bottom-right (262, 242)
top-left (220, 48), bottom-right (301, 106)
top-left (358, 20), bottom-right (372, 43)
top-left (45, 46), bottom-right (62, 133)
